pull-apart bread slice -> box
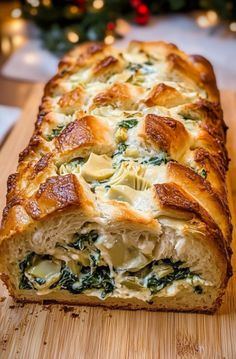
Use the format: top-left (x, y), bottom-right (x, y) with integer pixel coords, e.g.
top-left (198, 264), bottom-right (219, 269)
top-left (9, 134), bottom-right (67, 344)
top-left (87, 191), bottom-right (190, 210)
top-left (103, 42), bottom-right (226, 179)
top-left (0, 41), bottom-right (232, 313)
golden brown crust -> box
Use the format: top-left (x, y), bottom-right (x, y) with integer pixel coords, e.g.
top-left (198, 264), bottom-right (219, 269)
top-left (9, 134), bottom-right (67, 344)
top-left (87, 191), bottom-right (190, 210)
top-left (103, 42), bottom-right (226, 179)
top-left (26, 174), bottom-right (82, 219)
top-left (55, 115), bottom-right (113, 159)
top-left (31, 153), bottom-right (52, 179)
top-left (142, 114), bottom-right (190, 159)
top-left (93, 55), bottom-right (118, 73)
top-left (6, 173), bottom-right (19, 201)
top-left (92, 83), bottom-right (144, 110)
top-left (58, 85), bottom-right (85, 114)
top-left (155, 182), bottom-right (211, 222)
top-left (189, 54), bottom-right (220, 102)
top-left (154, 182), bottom-right (227, 255)
top-left (166, 162), bottom-right (232, 241)
top-left (144, 83), bottom-right (187, 108)
top-left (56, 117), bottom-right (93, 151)
top-left (167, 53), bottom-right (202, 86)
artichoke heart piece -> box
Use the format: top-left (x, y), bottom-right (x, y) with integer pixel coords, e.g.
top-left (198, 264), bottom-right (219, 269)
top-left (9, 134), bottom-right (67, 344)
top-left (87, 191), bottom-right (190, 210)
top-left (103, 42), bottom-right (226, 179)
top-left (106, 185), bottom-right (155, 212)
top-left (121, 277), bottom-right (144, 291)
top-left (108, 162), bottom-right (150, 191)
top-left (152, 264), bottom-right (174, 278)
top-left (108, 185), bottom-right (135, 204)
top-left (115, 127), bottom-right (128, 143)
top-left (81, 153), bottom-right (115, 182)
top-left (27, 259), bottom-right (62, 289)
top-left (96, 233), bottom-right (151, 271)
top-left (107, 184), bottom-right (149, 206)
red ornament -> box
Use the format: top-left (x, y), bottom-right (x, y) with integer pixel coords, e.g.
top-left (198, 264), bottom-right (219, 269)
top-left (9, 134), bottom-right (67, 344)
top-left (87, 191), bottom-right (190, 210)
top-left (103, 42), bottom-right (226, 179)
top-left (130, 0), bottom-right (141, 8)
top-left (107, 22), bottom-right (115, 31)
top-left (135, 3), bottom-right (150, 25)
top-left (137, 3), bottom-right (149, 15)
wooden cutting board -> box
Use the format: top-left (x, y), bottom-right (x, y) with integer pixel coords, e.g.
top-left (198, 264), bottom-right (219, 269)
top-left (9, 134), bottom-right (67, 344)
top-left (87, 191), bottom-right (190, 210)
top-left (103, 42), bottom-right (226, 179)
top-left (0, 86), bottom-right (235, 359)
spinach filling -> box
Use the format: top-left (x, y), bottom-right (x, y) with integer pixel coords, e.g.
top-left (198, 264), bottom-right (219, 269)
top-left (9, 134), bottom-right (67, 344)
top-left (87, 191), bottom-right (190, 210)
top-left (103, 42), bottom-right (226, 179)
top-left (127, 63), bottom-right (142, 72)
top-left (46, 124), bottom-right (66, 141)
top-left (127, 258), bottom-right (202, 295)
top-left (146, 260), bottom-right (193, 294)
top-left (69, 266), bottom-right (115, 298)
top-left (112, 142), bottom-right (128, 157)
top-left (68, 230), bottom-right (101, 267)
top-left (19, 252), bottom-right (51, 290)
top-left (56, 265), bottom-right (78, 290)
top-left (118, 119), bottom-right (138, 129)
top-left (112, 144), bottom-right (169, 168)
top-left (200, 169), bottom-right (207, 179)
top-left (49, 264), bottom-right (115, 298)
top-left (141, 152), bottom-right (169, 166)
top-left (19, 273), bottom-right (34, 290)
top-left (19, 251), bottom-right (202, 298)
top-left (18, 230), bottom-right (115, 297)
top-left (19, 252), bottom-right (114, 298)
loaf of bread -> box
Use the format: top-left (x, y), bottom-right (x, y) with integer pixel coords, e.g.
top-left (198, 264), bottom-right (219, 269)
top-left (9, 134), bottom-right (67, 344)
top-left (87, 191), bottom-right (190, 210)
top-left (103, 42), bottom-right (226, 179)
top-left (0, 41), bottom-right (232, 313)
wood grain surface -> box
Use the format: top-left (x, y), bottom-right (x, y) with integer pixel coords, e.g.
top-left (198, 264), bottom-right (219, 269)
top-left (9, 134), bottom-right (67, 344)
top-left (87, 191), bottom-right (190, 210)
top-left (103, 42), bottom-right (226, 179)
top-left (0, 87), bottom-right (235, 359)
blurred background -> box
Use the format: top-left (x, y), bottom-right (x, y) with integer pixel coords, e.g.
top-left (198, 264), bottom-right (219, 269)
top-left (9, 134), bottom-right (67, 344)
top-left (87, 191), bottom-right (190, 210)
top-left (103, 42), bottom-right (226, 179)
top-left (0, 0), bottom-right (236, 146)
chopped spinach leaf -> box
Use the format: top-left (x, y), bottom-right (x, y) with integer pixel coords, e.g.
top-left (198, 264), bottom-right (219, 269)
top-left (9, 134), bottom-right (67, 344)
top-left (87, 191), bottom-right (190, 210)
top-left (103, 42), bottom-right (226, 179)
top-left (128, 63), bottom-right (142, 72)
top-left (147, 261), bottom-right (191, 294)
top-left (46, 124), bottom-right (66, 141)
top-left (141, 152), bottom-right (169, 166)
top-left (19, 274), bottom-right (34, 290)
top-left (112, 143), bottom-right (128, 157)
top-left (70, 266), bottom-right (115, 298)
top-left (56, 265), bottom-right (78, 290)
top-left (131, 258), bottom-right (199, 295)
top-left (69, 230), bottom-right (99, 251)
top-left (147, 275), bottom-right (165, 293)
top-left (118, 119), bottom-right (138, 129)
top-left (200, 169), bottom-right (207, 179)
top-left (90, 251), bottom-right (101, 267)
